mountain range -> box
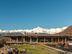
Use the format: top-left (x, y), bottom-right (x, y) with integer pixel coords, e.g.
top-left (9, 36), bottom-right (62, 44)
top-left (0, 26), bottom-right (67, 34)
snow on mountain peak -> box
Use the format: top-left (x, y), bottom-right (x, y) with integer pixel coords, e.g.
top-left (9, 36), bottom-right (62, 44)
top-left (23, 26), bottom-right (68, 34)
top-left (0, 26), bottom-right (68, 34)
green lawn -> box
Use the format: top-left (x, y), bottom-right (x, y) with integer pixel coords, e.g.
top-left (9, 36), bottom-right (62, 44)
top-left (9, 43), bottom-right (62, 54)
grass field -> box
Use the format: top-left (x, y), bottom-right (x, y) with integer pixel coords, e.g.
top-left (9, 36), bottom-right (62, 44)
top-left (9, 43), bottom-right (63, 54)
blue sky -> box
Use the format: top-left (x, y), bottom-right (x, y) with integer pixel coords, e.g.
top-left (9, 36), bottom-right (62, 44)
top-left (0, 0), bottom-right (72, 30)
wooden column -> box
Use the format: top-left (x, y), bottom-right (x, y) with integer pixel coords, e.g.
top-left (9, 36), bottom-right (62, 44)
top-left (58, 38), bottom-right (59, 43)
top-left (10, 37), bottom-right (12, 42)
top-left (56, 38), bottom-right (59, 46)
top-left (56, 38), bottom-right (58, 46)
top-left (22, 36), bottom-right (23, 43)
top-left (36, 37), bottom-right (38, 43)
top-left (9, 36), bottom-right (11, 42)
top-left (51, 37), bottom-right (53, 44)
top-left (17, 37), bottom-right (18, 43)
top-left (23, 37), bottom-right (25, 43)
top-left (62, 38), bottom-right (64, 44)
top-left (44, 37), bottom-right (45, 44)
top-left (47, 38), bottom-right (49, 43)
top-left (30, 37), bottom-right (32, 43)
top-left (65, 38), bottom-right (68, 48)
top-left (9, 36), bottom-right (11, 45)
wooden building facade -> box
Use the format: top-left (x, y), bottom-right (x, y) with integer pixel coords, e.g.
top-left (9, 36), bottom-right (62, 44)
top-left (2, 26), bottom-right (72, 49)
top-left (4, 35), bottom-right (69, 49)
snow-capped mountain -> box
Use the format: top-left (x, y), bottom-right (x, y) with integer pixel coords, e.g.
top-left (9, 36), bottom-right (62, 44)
top-left (23, 26), bottom-right (67, 34)
top-left (0, 26), bottom-right (67, 34)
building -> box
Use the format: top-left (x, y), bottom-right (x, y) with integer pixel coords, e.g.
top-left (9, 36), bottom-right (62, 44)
top-left (0, 36), bottom-right (9, 48)
top-left (1, 26), bottom-right (72, 49)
